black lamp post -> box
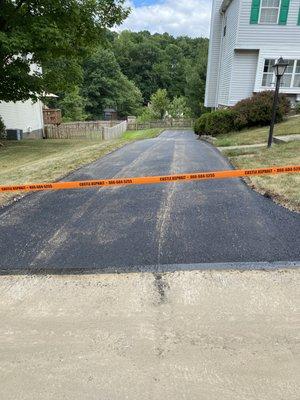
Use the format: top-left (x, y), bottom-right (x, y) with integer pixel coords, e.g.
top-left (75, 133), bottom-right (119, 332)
top-left (267, 57), bottom-right (289, 148)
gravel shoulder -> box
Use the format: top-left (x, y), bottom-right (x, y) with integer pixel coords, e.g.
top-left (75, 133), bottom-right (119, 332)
top-left (0, 269), bottom-right (299, 400)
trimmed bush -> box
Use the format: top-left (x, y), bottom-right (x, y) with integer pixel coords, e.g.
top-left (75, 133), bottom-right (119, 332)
top-left (194, 113), bottom-right (210, 135)
top-left (233, 91), bottom-right (290, 130)
top-left (194, 109), bottom-right (236, 136)
top-left (194, 91), bottom-right (290, 138)
top-left (0, 116), bottom-right (5, 139)
top-left (295, 102), bottom-right (300, 114)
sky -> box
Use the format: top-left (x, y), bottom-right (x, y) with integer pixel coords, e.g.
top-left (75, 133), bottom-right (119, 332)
top-left (119, 0), bottom-right (212, 38)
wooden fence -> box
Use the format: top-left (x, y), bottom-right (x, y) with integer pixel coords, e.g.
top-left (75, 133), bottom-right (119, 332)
top-left (44, 118), bottom-right (194, 140)
top-left (103, 121), bottom-right (128, 140)
top-left (44, 120), bottom-right (121, 140)
top-left (127, 118), bottom-right (194, 131)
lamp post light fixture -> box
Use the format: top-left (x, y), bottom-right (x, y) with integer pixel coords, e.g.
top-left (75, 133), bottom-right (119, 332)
top-left (267, 57), bottom-right (289, 148)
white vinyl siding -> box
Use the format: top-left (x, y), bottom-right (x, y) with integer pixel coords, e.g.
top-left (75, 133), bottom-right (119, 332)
top-left (0, 100), bottom-right (44, 136)
top-left (0, 63), bottom-right (44, 138)
top-left (205, 0), bottom-right (224, 107)
top-left (237, 0), bottom-right (300, 47)
top-left (229, 50), bottom-right (259, 104)
top-left (218, 0), bottom-right (240, 105)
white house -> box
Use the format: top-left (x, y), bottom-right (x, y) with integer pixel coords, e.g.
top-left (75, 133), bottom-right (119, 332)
top-left (0, 99), bottom-right (44, 139)
top-left (205, 0), bottom-right (300, 108)
top-left (0, 62), bottom-right (44, 139)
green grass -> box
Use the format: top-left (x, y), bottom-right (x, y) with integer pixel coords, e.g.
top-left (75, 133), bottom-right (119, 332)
top-left (0, 128), bottom-right (163, 206)
top-left (215, 116), bottom-right (300, 147)
top-left (122, 128), bottom-right (163, 140)
top-left (223, 141), bottom-right (300, 211)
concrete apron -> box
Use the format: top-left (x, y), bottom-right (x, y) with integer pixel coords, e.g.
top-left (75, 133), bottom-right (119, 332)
top-left (0, 268), bottom-right (299, 400)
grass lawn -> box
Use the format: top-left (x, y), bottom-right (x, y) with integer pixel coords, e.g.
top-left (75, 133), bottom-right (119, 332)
top-left (215, 116), bottom-right (300, 147)
top-left (123, 128), bottom-right (162, 140)
top-left (0, 128), bottom-right (162, 207)
top-left (223, 141), bottom-right (300, 211)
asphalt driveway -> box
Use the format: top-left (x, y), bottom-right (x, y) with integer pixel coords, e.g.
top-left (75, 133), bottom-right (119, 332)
top-left (0, 130), bottom-right (299, 273)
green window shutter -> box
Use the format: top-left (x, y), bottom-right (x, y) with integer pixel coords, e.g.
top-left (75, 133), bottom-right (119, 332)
top-left (250, 0), bottom-right (261, 24)
top-left (298, 7), bottom-right (300, 25)
top-left (278, 0), bottom-right (290, 25)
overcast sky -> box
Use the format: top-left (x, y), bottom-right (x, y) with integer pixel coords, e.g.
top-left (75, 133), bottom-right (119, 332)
top-left (119, 0), bottom-right (212, 38)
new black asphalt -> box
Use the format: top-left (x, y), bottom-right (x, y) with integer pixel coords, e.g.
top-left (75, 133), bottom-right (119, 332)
top-left (0, 130), bottom-right (299, 274)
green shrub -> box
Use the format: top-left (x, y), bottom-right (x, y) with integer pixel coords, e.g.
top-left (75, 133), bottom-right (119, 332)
top-left (194, 109), bottom-right (236, 136)
top-left (194, 113), bottom-right (210, 135)
top-left (295, 102), bottom-right (300, 114)
top-left (205, 109), bottom-right (236, 136)
top-left (137, 106), bottom-right (158, 123)
top-left (0, 116), bottom-right (6, 139)
top-left (233, 91), bottom-right (290, 130)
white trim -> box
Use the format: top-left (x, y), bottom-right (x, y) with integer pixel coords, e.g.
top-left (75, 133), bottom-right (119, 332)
top-left (215, 11), bottom-right (226, 109)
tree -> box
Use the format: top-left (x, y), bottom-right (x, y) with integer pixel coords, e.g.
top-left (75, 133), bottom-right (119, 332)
top-left (111, 31), bottom-right (209, 115)
top-left (82, 48), bottom-right (142, 119)
top-left (168, 97), bottom-right (192, 118)
top-left (113, 31), bottom-right (162, 104)
top-left (150, 89), bottom-right (169, 120)
top-left (137, 104), bottom-right (159, 122)
top-left (58, 87), bottom-right (88, 122)
top-left (0, 0), bottom-right (129, 102)
top-left (0, 116), bottom-right (5, 139)
top-left (153, 44), bottom-right (186, 99)
top-left (184, 41), bottom-right (209, 117)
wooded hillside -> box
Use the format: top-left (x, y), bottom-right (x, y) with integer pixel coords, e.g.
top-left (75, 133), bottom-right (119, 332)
top-left (48, 31), bottom-right (209, 120)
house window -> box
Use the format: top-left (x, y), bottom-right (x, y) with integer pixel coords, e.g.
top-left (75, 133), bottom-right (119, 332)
top-left (262, 59), bottom-right (300, 88)
top-left (262, 59), bottom-right (276, 86)
top-left (259, 0), bottom-right (281, 24)
top-left (281, 59), bottom-right (294, 87)
top-left (293, 61), bottom-right (300, 88)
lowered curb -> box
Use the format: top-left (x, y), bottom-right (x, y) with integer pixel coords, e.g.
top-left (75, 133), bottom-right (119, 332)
top-left (1, 260), bottom-right (299, 276)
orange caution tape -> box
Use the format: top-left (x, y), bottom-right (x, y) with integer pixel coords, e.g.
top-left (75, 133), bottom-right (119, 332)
top-left (0, 165), bottom-right (299, 193)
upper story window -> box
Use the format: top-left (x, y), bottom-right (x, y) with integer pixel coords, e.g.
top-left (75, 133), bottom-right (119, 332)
top-left (259, 0), bottom-right (281, 24)
top-left (262, 59), bottom-right (300, 88)
top-left (250, 0), bottom-right (291, 25)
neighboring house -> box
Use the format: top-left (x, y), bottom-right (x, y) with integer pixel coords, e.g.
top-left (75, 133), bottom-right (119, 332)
top-left (205, 0), bottom-right (300, 108)
top-left (0, 62), bottom-right (44, 139)
top-left (0, 99), bottom-right (44, 139)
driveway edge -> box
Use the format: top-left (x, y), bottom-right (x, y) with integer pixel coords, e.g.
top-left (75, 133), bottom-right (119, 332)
top-left (1, 261), bottom-right (299, 276)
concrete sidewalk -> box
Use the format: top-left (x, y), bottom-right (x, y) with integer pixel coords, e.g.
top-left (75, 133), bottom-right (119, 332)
top-left (218, 134), bottom-right (300, 151)
top-left (0, 269), bottom-right (299, 400)
top-left (218, 143), bottom-right (266, 151)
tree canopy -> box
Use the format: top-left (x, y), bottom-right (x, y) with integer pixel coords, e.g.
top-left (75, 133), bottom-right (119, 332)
top-left (49, 31), bottom-right (209, 120)
top-left (82, 48), bottom-right (142, 119)
top-left (0, 0), bottom-right (129, 101)
top-left (2, 2), bottom-right (209, 120)
top-left (111, 31), bottom-right (209, 115)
